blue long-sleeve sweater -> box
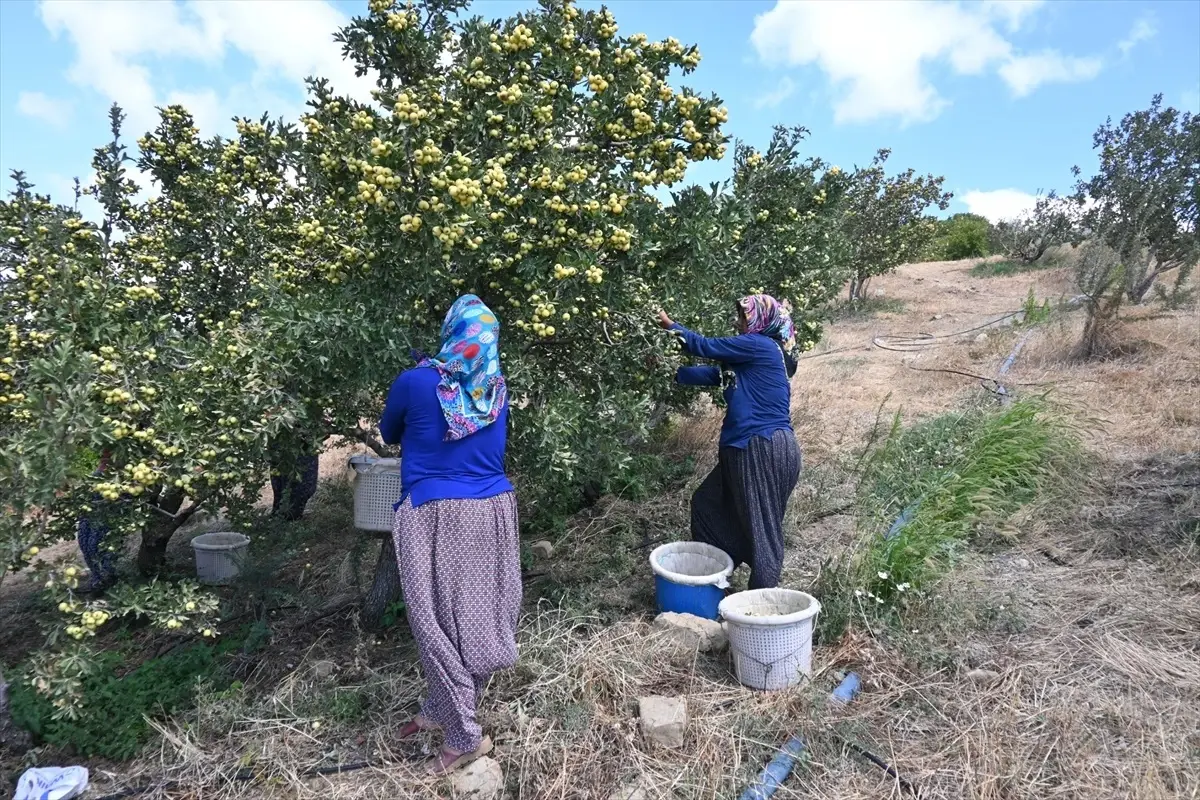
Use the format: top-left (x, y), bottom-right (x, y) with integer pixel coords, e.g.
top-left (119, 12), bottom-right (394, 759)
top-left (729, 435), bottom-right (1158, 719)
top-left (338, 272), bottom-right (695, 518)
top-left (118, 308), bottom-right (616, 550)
top-left (379, 366), bottom-right (514, 508)
top-left (672, 323), bottom-right (793, 449)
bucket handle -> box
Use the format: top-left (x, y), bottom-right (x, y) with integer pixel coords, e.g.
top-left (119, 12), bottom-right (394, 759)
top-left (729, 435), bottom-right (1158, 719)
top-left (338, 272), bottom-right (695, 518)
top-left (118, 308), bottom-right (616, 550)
top-left (732, 643), bottom-right (812, 684)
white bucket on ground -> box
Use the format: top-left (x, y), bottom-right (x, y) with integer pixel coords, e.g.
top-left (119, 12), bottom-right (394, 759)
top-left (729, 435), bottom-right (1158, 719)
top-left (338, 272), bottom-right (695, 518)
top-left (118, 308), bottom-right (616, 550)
top-left (191, 532), bottom-right (250, 585)
top-left (719, 588), bottom-right (821, 691)
top-left (649, 541), bottom-right (734, 587)
top-left (349, 456), bottom-right (402, 532)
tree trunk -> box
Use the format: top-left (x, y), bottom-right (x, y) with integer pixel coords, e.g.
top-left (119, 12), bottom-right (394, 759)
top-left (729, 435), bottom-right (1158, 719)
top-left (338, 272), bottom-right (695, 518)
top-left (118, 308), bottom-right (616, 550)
top-left (136, 488), bottom-right (186, 575)
top-left (270, 454), bottom-right (319, 522)
top-left (362, 535), bottom-right (402, 629)
top-left (1127, 272), bottom-right (1159, 304)
top-left (1078, 290), bottom-right (1124, 360)
top-left (848, 273), bottom-right (869, 303)
top-left (1079, 309), bottom-right (1103, 360)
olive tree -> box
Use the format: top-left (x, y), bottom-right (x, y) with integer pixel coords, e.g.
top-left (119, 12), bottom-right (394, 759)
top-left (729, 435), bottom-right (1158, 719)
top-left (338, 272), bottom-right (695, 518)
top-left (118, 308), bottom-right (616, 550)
top-left (1073, 94), bottom-right (1200, 303)
top-left (991, 192), bottom-right (1084, 264)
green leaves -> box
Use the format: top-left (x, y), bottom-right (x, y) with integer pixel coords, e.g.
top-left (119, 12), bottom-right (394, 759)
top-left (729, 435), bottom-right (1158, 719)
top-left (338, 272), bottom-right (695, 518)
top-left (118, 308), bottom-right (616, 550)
top-left (841, 149), bottom-right (950, 301)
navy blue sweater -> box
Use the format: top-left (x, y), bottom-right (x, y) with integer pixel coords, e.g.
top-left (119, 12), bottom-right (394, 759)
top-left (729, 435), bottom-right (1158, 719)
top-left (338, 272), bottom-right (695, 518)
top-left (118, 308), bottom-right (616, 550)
top-left (379, 366), bottom-right (514, 508)
top-left (672, 324), bottom-right (793, 449)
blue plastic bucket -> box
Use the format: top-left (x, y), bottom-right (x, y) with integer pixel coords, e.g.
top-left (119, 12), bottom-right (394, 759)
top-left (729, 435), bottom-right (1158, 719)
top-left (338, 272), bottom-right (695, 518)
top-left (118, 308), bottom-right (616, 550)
top-left (649, 542), bottom-right (735, 621)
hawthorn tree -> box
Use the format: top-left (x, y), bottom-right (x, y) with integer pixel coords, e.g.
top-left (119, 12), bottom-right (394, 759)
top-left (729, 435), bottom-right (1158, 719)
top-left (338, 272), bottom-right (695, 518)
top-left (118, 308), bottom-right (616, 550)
top-left (840, 149), bottom-right (950, 302)
top-left (1, 0), bottom-right (858, 670)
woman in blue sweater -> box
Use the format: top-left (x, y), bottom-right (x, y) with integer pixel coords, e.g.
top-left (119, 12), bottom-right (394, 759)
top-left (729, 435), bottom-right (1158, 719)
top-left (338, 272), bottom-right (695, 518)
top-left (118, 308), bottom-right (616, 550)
top-left (378, 294), bottom-right (519, 776)
top-left (658, 294), bottom-right (802, 590)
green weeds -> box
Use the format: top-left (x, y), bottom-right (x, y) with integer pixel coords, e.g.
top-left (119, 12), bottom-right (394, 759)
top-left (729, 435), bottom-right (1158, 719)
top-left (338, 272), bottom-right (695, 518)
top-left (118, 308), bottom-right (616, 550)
top-left (10, 638), bottom-right (238, 760)
top-left (817, 397), bottom-right (1081, 642)
top-left (969, 258), bottom-right (1060, 278)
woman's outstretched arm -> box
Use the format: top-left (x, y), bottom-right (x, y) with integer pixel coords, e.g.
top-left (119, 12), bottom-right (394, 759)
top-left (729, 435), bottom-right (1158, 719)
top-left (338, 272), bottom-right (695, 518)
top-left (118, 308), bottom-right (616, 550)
top-left (669, 323), bottom-right (762, 364)
top-left (676, 366), bottom-right (721, 386)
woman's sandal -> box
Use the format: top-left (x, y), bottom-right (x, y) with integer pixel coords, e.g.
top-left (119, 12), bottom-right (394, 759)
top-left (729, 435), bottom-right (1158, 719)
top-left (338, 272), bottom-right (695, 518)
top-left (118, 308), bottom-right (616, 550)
top-left (398, 715), bottom-right (439, 740)
top-left (426, 736), bottom-right (493, 776)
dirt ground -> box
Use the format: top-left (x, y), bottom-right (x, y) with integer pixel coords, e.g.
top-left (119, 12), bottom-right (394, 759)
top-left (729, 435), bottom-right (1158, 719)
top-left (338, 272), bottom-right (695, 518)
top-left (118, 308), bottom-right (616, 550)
top-left (771, 257), bottom-right (1199, 799)
top-left (3, 256), bottom-right (1198, 799)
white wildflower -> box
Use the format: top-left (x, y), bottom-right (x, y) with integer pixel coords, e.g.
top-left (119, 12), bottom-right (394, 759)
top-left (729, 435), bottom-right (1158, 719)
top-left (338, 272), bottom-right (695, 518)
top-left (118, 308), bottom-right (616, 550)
top-left (877, 571), bottom-right (889, 580)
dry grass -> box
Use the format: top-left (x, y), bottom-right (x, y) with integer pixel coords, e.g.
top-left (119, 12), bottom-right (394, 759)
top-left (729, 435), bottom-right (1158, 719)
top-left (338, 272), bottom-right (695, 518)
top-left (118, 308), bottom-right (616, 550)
top-left (16, 258), bottom-right (1200, 799)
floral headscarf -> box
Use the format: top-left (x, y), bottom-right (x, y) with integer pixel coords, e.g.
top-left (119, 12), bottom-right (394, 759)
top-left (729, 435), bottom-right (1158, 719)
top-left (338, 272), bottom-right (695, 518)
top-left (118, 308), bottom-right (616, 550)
top-left (418, 294), bottom-right (507, 441)
top-left (737, 294), bottom-right (796, 353)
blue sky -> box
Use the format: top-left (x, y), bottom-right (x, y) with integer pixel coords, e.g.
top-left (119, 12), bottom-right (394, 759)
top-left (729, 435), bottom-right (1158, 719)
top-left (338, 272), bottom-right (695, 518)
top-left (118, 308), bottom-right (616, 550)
top-left (2, 0), bottom-right (1197, 222)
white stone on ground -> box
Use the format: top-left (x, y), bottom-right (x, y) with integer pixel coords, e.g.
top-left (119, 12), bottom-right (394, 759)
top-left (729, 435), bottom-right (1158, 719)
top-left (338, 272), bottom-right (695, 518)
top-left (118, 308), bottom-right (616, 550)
top-left (451, 756), bottom-right (504, 799)
top-left (638, 695), bottom-right (687, 749)
top-left (653, 612), bottom-right (727, 652)
top-left (609, 783), bottom-right (646, 800)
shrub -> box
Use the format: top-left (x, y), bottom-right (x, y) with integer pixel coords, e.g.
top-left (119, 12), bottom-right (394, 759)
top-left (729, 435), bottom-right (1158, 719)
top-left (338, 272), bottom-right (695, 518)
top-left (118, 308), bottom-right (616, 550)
top-left (10, 641), bottom-right (230, 760)
top-left (990, 193), bottom-right (1083, 265)
top-left (936, 213), bottom-right (991, 260)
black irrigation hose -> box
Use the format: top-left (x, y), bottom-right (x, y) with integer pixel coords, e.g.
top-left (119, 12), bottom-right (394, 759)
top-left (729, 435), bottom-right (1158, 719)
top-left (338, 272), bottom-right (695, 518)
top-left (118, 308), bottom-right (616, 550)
top-left (871, 310), bottom-right (1025, 353)
top-left (93, 761), bottom-right (378, 800)
top-left (843, 739), bottom-right (921, 796)
top-left (795, 310), bottom-right (1027, 361)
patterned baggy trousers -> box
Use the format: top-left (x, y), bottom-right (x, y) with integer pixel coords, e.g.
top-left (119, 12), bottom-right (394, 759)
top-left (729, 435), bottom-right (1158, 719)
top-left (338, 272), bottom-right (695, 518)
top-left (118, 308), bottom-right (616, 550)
top-left (690, 429), bottom-right (801, 590)
top-left (392, 492), bottom-right (522, 752)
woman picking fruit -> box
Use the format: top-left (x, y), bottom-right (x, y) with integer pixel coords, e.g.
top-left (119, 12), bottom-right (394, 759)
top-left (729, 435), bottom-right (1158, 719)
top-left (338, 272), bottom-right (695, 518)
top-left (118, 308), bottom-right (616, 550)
top-left (658, 295), bottom-right (802, 590)
top-left (378, 294), bottom-right (520, 776)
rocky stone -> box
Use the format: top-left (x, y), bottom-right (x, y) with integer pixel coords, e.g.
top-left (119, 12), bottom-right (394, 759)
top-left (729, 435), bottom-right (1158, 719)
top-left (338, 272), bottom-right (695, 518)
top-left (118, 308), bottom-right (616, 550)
top-left (966, 668), bottom-right (1002, 685)
top-left (653, 612), bottom-right (727, 653)
top-left (609, 784), bottom-right (646, 800)
top-left (312, 660), bottom-right (336, 679)
top-left (638, 695), bottom-right (687, 749)
top-left (974, 332), bottom-right (989, 343)
top-left (960, 641), bottom-right (991, 668)
top-left (451, 756), bottom-right (504, 799)
top-left (531, 540), bottom-right (554, 559)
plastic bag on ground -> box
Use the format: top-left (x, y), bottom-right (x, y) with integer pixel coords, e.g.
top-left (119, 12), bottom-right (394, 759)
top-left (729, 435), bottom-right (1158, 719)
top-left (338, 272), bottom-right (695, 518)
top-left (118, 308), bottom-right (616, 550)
top-left (13, 766), bottom-right (89, 800)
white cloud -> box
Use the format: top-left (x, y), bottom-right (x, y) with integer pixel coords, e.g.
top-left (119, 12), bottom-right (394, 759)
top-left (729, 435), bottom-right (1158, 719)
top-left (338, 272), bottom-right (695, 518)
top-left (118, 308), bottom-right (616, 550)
top-left (39, 0), bottom-right (376, 139)
top-left (17, 91), bottom-right (72, 127)
top-left (750, 0), bottom-right (1101, 125)
top-left (1118, 17), bottom-right (1156, 56)
top-left (981, 0), bottom-right (1045, 33)
top-left (998, 51), bottom-right (1103, 97)
top-left (961, 188), bottom-right (1038, 222)
top-left (753, 77), bottom-right (796, 110)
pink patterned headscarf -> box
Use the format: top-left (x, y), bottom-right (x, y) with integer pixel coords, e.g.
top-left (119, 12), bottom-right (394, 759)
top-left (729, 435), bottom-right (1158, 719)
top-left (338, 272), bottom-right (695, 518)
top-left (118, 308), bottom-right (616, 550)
top-left (737, 294), bottom-right (796, 352)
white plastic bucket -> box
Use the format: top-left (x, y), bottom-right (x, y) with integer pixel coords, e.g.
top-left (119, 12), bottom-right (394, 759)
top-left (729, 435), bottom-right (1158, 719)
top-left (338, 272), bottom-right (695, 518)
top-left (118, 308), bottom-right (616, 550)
top-left (349, 456), bottom-right (402, 532)
top-left (719, 589), bottom-right (821, 691)
top-left (191, 532), bottom-right (250, 585)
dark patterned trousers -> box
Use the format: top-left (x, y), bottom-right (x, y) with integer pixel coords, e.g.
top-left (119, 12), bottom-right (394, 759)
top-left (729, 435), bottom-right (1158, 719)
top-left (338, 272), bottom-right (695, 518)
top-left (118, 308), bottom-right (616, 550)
top-left (690, 428), bottom-right (801, 590)
top-left (78, 515), bottom-right (118, 590)
top-left (271, 453), bottom-right (319, 522)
